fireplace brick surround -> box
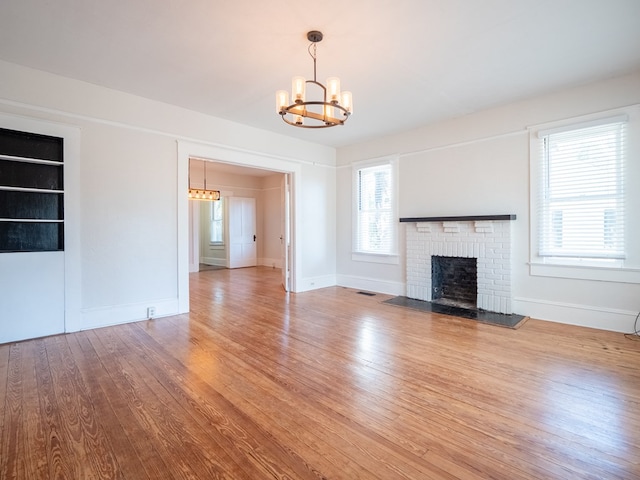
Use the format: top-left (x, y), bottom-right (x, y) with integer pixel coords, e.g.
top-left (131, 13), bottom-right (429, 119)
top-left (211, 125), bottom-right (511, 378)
top-left (403, 215), bottom-right (515, 314)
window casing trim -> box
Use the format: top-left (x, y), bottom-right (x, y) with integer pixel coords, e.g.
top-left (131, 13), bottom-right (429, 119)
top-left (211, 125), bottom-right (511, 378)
top-left (352, 156), bottom-right (399, 262)
top-left (528, 106), bottom-right (639, 283)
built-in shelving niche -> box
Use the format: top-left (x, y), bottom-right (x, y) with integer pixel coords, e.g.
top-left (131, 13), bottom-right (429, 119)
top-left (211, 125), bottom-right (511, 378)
top-left (0, 128), bottom-right (64, 252)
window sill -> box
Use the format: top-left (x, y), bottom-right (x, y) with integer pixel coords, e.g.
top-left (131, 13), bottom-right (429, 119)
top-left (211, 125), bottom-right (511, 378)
top-left (529, 262), bottom-right (640, 284)
top-left (352, 252), bottom-right (399, 265)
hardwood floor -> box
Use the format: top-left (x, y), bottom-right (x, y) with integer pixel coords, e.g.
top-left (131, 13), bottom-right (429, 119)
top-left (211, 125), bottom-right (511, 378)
top-left (2, 266), bottom-right (640, 479)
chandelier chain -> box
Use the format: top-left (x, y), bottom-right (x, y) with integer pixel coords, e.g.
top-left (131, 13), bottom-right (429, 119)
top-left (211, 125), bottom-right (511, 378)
top-left (308, 42), bottom-right (318, 82)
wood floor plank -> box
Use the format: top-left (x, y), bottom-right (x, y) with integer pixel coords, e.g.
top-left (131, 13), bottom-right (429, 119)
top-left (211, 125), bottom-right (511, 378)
top-left (0, 343), bottom-right (9, 424)
top-left (43, 334), bottom-right (124, 479)
top-left (113, 322), bottom-right (315, 480)
top-left (130, 319), bottom-right (381, 479)
top-left (164, 306), bottom-right (545, 479)
top-left (67, 331), bottom-right (162, 479)
top-left (186, 294), bottom-right (547, 477)
top-left (152, 317), bottom-right (421, 480)
top-left (32, 337), bottom-right (82, 479)
top-left (1, 343), bottom-right (27, 479)
top-left (86, 326), bottom-right (236, 480)
top-left (2, 266), bottom-right (640, 479)
top-left (0, 342), bottom-right (11, 472)
top-left (162, 311), bottom-right (523, 479)
top-left (278, 317), bottom-right (637, 477)
top-left (20, 339), bottom-right (50, 479)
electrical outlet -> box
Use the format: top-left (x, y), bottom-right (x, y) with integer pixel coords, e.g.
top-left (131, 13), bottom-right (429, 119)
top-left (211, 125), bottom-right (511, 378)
top-left (147, 306), bottom-right (156, 319)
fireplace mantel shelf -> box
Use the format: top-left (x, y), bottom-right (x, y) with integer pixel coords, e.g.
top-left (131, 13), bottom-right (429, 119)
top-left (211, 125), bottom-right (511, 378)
top-left (399, 214), bottom-right (516, 223)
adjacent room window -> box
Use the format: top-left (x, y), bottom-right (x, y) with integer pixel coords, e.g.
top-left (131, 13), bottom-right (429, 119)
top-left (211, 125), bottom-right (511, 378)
top-left (210, 198), bottom-right (224, 244)
top-left (537, 116), bottom-right (626, 262)
top-left (353, 158), bottom-right (398, 261)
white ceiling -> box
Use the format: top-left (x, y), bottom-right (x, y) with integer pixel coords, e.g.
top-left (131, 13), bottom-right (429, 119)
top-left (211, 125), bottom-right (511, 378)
top-left (1, 0), bottom-right (639, 148)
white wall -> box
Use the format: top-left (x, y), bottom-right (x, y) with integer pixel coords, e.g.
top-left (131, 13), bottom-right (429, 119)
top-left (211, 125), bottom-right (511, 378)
top-left (0, 59), bottom-right (336, 335)
top-left (298, 162), bottom-right (338, 290)
top-left (337, 71), bottom-right (640, 332)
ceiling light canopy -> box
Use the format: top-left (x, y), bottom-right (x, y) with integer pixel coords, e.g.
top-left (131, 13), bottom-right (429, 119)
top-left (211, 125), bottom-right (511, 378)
top-left (276, 31), bottom-right (353, 128)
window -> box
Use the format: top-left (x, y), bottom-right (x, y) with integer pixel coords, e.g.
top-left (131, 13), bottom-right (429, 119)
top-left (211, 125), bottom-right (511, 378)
top-left (353, 158), bottom-right (398, 261)
top-left (537, 117), bottom-right (626, 262)
top-left (210, 198), bottom-right (224, 244)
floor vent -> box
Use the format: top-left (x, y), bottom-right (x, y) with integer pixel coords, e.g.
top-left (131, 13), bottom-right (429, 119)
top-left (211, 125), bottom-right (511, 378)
top-left (357, 291), bottom-right (376, 296)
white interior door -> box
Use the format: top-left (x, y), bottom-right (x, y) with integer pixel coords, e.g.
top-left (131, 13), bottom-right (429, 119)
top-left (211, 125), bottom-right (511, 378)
top-left (228, 197), bottom-right (257, 268)
top-left (281, 174), bottom-right (291, 291)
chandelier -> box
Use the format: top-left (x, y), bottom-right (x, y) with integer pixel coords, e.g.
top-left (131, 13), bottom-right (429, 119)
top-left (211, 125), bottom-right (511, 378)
top-left (188, 159), bottom-right (220, 201)
top-left (276, 31), bottom-right (353, 128)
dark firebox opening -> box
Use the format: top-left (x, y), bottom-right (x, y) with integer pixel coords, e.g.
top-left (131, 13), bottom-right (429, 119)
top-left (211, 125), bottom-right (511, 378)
top-left (431, 256), bottom-right (477, 310)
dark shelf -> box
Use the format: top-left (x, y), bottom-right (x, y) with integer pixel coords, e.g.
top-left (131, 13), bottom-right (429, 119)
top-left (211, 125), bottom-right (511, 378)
top-left (400, 214), bottom-right (516, 223)
top-left (0, 127), bottom-right (63, 162)
top-left (0, 127), bottom-right (65, 252)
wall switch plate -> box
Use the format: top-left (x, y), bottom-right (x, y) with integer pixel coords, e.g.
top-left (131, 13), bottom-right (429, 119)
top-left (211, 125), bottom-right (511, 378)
top-left (147, 307), bottom-right (156, 318)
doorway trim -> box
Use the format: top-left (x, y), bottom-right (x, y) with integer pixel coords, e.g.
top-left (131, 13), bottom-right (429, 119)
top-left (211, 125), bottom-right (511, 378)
top-left (176, 141), bottom-right (300, 313)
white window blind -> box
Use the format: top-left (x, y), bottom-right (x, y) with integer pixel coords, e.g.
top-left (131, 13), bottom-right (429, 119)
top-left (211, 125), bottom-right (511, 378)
top-left (538, 118), bottom-right (626, 260)
top-left (355, 162), bottom-right (396, 255)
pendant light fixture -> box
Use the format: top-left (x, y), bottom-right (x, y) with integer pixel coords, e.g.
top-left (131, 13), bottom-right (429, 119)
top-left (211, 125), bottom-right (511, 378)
top-left (276, 31), bottom-right (353, 128)
top-left (188, 159), bottom-right (220, 201)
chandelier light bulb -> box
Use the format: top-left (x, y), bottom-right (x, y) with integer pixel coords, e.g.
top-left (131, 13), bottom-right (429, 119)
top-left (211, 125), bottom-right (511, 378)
top-left (292, 76), bottom-right (306, 103)
top-left (326, 77), bottom-right (341, 103)
top-left (341, 91), bottom-right (353, 114)
top-left (276, 90), bottom-right (289, 114)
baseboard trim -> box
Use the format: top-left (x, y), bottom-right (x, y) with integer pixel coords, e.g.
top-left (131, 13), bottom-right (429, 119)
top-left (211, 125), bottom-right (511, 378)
top-left (200, 257), bottom-right (226, 267)
top-left (336, 274), bottom-right (405, 296)
top-left (260, 257), bottom-right (282, 269)
top-left (80, 298), bottom-right (179, 331)
top-left (297, 274), bottom-right (337, 292)
top-left (513, 297), bottom-right (638, 333)
top-left (77, 291), bottom-right (637, 334)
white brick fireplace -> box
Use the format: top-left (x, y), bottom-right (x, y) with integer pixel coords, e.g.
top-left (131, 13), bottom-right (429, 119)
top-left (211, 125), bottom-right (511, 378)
top-left (403, 215), bottom-right (515, 314)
